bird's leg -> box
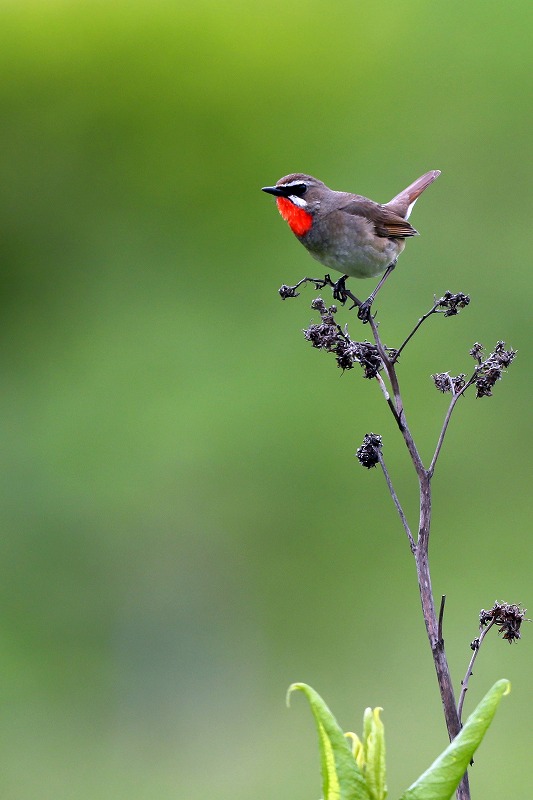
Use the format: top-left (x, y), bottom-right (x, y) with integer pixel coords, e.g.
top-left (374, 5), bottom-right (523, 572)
top-left (357, 261), bottom-right (397, 322)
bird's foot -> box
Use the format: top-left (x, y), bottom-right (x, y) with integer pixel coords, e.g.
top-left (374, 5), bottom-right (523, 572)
top-left (357, 298), bottom-right (374, 323)
top-left (332, 275), bottom-right (349, 304)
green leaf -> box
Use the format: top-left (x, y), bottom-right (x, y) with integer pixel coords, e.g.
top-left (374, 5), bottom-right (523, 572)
top-left (400, 679), bottom-right (510, 800)
top-left (363, 707), bottom-right (373, 750)
top-left (288, 683), bottom-right (371, 800)
top-left (365, 708), bottom-right (387, 800)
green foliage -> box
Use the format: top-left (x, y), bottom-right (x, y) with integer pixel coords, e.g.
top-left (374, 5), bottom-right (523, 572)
top-left (290, 681), bottom-right (510, 800)
top-left (288, 683), bottom-right (371, 800)
top-left (400, 680), bottom-right (511, 800)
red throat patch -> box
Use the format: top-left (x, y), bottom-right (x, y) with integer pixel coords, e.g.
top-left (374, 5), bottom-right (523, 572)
top-left (276, 197), bottom-right (313, 236)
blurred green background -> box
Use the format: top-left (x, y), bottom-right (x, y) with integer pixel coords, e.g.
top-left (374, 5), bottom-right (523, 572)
top-left (0, 1), bottom-right (531, 797)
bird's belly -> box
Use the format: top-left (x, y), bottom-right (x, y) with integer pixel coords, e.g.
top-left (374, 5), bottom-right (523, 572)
top-left (310, 243), bottom-right (393, 278)
top-left (303, 220), bottom-right (404, 279)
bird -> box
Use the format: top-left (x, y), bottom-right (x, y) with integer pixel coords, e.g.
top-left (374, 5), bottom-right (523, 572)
top-left (262, 169), bottom-right (440, 319)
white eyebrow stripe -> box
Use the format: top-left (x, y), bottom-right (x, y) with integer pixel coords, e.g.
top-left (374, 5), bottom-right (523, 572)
top-left (280, 180), bottom-right (308, 189)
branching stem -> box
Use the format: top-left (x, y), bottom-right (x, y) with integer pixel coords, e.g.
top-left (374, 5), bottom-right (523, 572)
top-left (457, 620), bottom-right (496, 724)
top-left (366, 308), bottom-right (471, 800)
top-left (393, 302), bottom-right (440, 361)
top-left (285, 280), bottom-right (507, 800)
top-left (428, 376), bottom-right (476, 477)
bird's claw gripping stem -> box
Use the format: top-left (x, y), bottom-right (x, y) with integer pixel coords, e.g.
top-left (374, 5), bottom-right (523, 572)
top-left (332, 275), bottom-right (348, 304)
top-left (279, 273), bottom-right (368, 320)
top-left (357, 298), bottom-right (374, 322)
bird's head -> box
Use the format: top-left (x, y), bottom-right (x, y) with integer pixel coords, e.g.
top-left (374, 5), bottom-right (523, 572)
top-left (262, 174), bottom-right (326, 236)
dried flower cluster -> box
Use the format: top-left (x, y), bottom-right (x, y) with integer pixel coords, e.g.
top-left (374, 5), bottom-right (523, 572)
top-left (432, 340), bottom-right (516, 398)
top-left (431, 372), bottom-right (466, 394)
top-left (479, 601), bottom-right (528, 644)
top-left (436, 291), bottom-right (470, 316)
top-left (279, 283), bottom-right (302, 299)
top-left (356, 433), bottom-right (382, 469)
top-left (303, 299), bottom-right (383, 377)
top-left (471, 341), bottom-right (517, 398)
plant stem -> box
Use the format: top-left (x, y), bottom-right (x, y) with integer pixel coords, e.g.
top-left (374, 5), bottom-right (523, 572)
top-left (392, 302), bottom-right (439, 361)
top-left (416, 473), bottom-right (462, 739)
top-left (416, 501), bottom-right (471, 800)
top-left (428, 377), bottom-right (474, 477)
top-left (377, 450), bottom-right (416, 552)
top-left (368, 316), bottom-right (425, 476)
top-left (368, 313), bottom-right (471, 800)
top-left (457, 620), bottom-right (496, 724)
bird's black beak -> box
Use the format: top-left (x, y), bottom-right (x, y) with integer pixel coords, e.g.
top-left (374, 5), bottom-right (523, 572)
top-left (261, 185), bottom-right (285, 197)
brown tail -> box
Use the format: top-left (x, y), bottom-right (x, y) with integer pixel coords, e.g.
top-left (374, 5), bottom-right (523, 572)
top-left (385, 170), bottom-right (441, 219)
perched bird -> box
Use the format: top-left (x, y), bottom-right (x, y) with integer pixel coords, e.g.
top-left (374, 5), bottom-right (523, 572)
top-left (262, 170), bottom-right (440, 318)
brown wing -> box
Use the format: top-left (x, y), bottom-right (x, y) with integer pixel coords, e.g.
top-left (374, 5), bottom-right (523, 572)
top-left (338, 197), bottom-right (419, 239)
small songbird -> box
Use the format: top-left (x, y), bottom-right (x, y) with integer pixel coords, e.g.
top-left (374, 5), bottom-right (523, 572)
top-left (262, 170), bottom-right (440, 318)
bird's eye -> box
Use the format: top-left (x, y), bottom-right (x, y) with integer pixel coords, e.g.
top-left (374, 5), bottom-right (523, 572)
top-left (292, 183), bottom-right (308, 196)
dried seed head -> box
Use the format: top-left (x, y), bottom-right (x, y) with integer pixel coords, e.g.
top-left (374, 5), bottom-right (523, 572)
top-left (279, 284), bottom-right (300, 299)
top-left (356, 433), bottom-right (382, 469)
top-left (469, 342), bottom-right (484, 362)
top-left (432, 372), bottom-right (453, 393)
top-left (437, 291), bottom-right (471, 316)
top-left (474, 341), bottom-right (517, 398)
top-left (479, 602), bottom-right (528, 644)
top-left (310, 297), bottom-right (328, 312)
top-left (302, 301), bottom-right (383, 376)
top-left (303, 321), bottom-right (339, 350)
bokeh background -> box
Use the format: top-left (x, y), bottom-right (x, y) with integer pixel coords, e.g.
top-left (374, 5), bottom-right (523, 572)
top-left (0, 1), bottom-right (531, 798)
